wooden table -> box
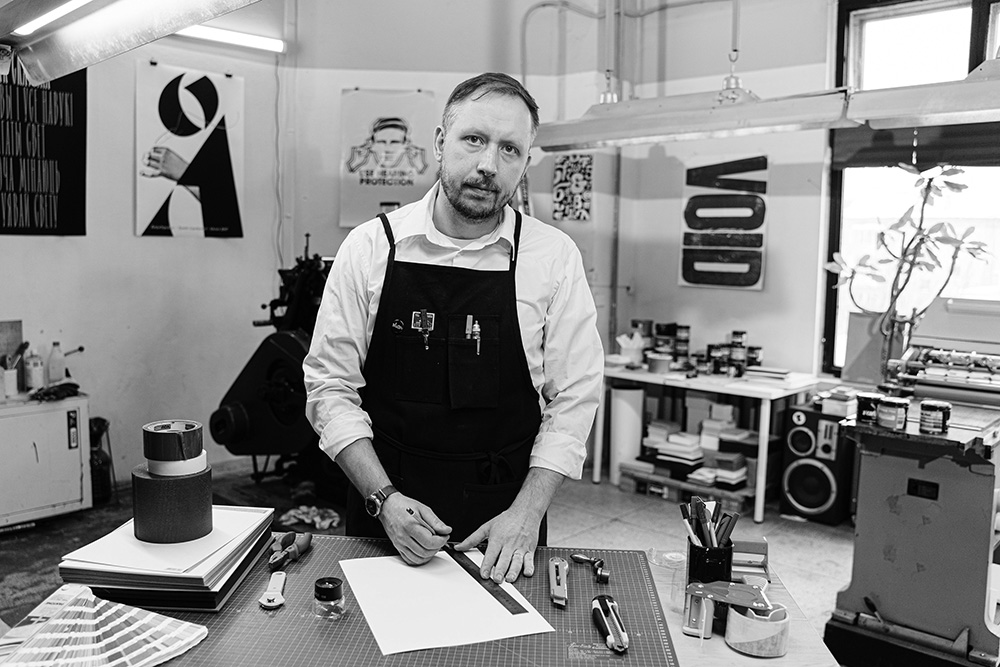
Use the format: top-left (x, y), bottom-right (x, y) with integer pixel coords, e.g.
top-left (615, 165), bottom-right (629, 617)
top-left (650, 562), bottom-right (839, 666)
top-left (596, 368), bottom-right (820, 522)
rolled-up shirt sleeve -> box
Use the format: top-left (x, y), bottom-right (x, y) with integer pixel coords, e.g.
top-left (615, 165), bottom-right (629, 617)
top-left (528, 240), bottom-right (605, 480)
top-left (303, 228), bottom-right (377, 461)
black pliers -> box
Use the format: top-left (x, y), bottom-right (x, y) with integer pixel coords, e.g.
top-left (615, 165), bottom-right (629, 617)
top-left (268, 531), bottom-right (313, 571)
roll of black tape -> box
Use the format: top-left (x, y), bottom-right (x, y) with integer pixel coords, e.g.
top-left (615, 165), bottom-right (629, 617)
top-left (142, 420), bottom-right (204, 461)
top-left (132, 463), bottom-right (213, 543)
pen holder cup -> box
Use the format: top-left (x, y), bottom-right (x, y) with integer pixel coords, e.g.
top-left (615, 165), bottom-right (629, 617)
top-left (686, 539), bottom-right (733, 630)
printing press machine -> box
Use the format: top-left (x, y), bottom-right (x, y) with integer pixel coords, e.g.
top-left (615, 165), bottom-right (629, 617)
top-left (888, 298), bottom-right (1000, 409)
top-left (826, 298), bottom-right (1000, 667)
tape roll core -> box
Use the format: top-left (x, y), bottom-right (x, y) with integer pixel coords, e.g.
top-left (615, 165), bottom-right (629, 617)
top-left (142, 419), bottom-right (204, 461)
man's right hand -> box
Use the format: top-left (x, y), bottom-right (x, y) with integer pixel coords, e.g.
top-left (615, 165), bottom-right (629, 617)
top-left (379, 493), bottom-right (451, 565)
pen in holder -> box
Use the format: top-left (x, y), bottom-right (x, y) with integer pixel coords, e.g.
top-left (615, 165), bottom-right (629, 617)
top-left (682, 538), bottom-right (733, 638)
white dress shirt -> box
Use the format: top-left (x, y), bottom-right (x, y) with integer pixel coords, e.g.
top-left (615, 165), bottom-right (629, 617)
top-left (303, 182), bottom-right (604, 479)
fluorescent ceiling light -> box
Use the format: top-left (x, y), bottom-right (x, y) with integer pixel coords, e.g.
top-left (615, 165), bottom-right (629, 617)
top-left (175, 25), bottom-right (285, 53)
top-left (13, 0), bottom-right (97, 36)
top-left (535, 85), bottom-right (858, 151)
top-left (847, 58), bottom-right (1000, 129)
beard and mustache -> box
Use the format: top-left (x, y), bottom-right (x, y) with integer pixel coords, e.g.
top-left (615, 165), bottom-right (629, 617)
top-left (438, 165), bottom-right (517, 224)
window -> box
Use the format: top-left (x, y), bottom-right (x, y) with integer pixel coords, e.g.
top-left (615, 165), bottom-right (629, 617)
top-left (823, 0), bottom-right (1000, 374)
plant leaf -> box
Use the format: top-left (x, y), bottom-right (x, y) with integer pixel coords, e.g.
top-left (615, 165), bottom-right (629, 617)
top-left (823, 261), bottom-right (843, 274)
top-left (898, 162), bottom-right (921, 175)
top-left (943, 181), bottom-right (968, 192)
top-left (928, 222), bottom-right (944, 234)
top-left (914, 177), bottom-right (925, 188)
top-left (936, 234), bottom-right (961, 246)
top-left (877, 258), bottom-right (895, 264)
top-left (941, 167), bottom-right (962, 176)
top-left (868, 274), bottom-right (887, 283)
top-left (962, 226), bottom-right (976, 239)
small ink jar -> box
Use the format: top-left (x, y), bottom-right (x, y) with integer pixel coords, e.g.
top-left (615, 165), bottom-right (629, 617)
top-left (876, 396), bottom-right (909, 431)
top-left (919, 400), bottom-right (951, 435)
top-left (314, 577), bottom-right (345, 620)
top-left (856, 392), bottom-right (884, 425)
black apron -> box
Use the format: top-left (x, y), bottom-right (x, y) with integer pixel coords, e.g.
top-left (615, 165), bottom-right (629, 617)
top-left (345, 211), bottom-right (546, 544)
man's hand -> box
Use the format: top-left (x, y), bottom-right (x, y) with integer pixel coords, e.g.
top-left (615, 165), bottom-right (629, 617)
top-left (453, 505), bottom-right (540, 584)
top-left (380, 493), bottom-right (452, 565)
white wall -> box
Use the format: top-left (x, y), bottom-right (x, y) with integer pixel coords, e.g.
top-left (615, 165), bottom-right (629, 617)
top-left (1, 36), bottom-right (287, 481)
top-left (0, 0), bottom-right (838, 483)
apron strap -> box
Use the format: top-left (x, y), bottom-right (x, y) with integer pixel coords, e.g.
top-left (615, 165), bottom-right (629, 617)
top-left (510, 210), bottom-right (522, 272)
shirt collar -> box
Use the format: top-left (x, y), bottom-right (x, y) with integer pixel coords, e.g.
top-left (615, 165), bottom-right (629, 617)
top-left (394, 181), bottom-right (515, 252)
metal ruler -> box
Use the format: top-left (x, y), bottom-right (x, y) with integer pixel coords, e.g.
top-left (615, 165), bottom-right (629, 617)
top-left (445, 546), bottom-right (527, 615)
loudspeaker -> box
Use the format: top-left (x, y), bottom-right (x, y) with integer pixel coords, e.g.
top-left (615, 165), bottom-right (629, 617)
top-left (780, 404), bottom-right (855, 525)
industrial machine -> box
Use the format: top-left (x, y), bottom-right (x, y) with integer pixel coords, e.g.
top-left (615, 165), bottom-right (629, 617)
top-left (209, 237), bottom-right (344, 492)
top-left (825, 297), bottom-right (1000, 667)
top-left (887, 298), bottom-right (1000, 407)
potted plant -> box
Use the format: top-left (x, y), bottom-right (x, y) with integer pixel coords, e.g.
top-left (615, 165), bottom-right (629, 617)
top-left (825, 163), bottom-right (990, 382)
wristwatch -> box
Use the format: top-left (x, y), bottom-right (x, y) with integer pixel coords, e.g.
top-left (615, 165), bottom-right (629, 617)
top-left (364, 484), bottom-right (398, 518)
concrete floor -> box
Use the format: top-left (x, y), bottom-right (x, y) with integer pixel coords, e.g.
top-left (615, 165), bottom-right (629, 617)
top-left (0, 459), bottom-right (854, 639)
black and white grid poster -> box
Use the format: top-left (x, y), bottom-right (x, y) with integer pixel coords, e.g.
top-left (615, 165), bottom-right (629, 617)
top-left (552, 154), bottom-right (592, 221)
top-left (135, 62), bottom-right (245, 237)
top-left (0, 62), bottom-right (86, 236)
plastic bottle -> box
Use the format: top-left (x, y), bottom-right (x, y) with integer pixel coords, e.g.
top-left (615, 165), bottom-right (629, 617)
top-left (47, 341), bottom-right (66, 385)
top-left (24, 349), bottom-right (44, 390)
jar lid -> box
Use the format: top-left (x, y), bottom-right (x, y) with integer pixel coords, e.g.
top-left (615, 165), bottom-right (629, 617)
top-left (881, 396), bottom-right (910, 407)
top-left (920, 399), bottom-right (952, 411)
top-left (315, 577), bottom-right (343, 601)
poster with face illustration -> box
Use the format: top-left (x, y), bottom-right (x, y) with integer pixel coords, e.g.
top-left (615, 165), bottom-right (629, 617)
top-left (339, 88), bottom-right (436, 228)
top-left (135, 61), bottom-right (245, 237)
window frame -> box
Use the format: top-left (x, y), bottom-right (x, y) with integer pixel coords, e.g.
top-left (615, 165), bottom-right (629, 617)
top-left (821, 0), bottom-right (998, 376)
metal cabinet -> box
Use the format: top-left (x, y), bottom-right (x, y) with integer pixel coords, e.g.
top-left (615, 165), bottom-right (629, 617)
top-left (0, 396), bottom-right (91, 528)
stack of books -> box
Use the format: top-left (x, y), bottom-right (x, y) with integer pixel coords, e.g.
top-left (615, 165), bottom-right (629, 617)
top-left (641, 431), bottom-right (704, 478)
top-left (743, 366), bottom-right (791, 381)
top-left (58, 505), bottom-right (274, 612)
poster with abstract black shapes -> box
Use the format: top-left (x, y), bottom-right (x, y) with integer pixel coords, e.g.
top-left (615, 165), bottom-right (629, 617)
top-left (135, 62), bottom-right (244, 237)
top-left (680, 156), bottom-right (768, 290)
top-left (340, 89), bottom-right (436, 228)
top-left (0, 60), bottom-right (86, 235)
top-left (552, 154), bottom-right (592, 221)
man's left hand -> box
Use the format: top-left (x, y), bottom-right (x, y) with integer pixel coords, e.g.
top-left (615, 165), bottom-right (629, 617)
top-left (453, 506), bottom-right (539, 584)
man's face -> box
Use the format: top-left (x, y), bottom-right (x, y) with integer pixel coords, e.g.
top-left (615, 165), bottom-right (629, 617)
top-left (372, 127), bottom-right (407, 166)
top-left (435, 92), bottom-right (533, 223)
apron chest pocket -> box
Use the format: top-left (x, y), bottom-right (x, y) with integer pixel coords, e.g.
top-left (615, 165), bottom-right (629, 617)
top-left (393, 335), bottom-right (446, 404)
top-left (448, 314), bottom-right (499, 409)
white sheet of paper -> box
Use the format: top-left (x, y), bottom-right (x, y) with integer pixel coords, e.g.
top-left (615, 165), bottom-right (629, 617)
top-left (341, 551), bottom-right (553, 655)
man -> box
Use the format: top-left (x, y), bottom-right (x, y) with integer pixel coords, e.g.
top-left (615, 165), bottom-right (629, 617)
top-left (304, 72), bottom-right (603, 584)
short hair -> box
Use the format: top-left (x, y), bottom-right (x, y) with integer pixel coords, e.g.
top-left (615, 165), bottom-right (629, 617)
top-left (371, 117), bottom-right (409, 138)
top-left (442, 73), bottom-right (539, 138)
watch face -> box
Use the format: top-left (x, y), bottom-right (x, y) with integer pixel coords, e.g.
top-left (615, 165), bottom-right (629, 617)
top-left (365, 495), bottom-right (380, 517)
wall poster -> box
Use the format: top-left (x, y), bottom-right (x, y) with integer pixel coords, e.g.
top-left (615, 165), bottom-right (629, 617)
top-left (0, 60), bottom-right (86, 235)
top-left (339, 88), bottom-right (436, 228)
top-left (552, 153), bottom-right (592, 221)
top-left (135, 61), bottom-right (245, 237)
top-left (680, 156), bottom-right (768, 290)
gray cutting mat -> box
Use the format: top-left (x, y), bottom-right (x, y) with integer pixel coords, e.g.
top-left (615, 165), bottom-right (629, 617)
top-left (171, 535), bottom-right (678, 666)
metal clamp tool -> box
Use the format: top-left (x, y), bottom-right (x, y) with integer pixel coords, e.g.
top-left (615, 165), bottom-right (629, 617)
top-left (571, 553), bottom-right (610, 584)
